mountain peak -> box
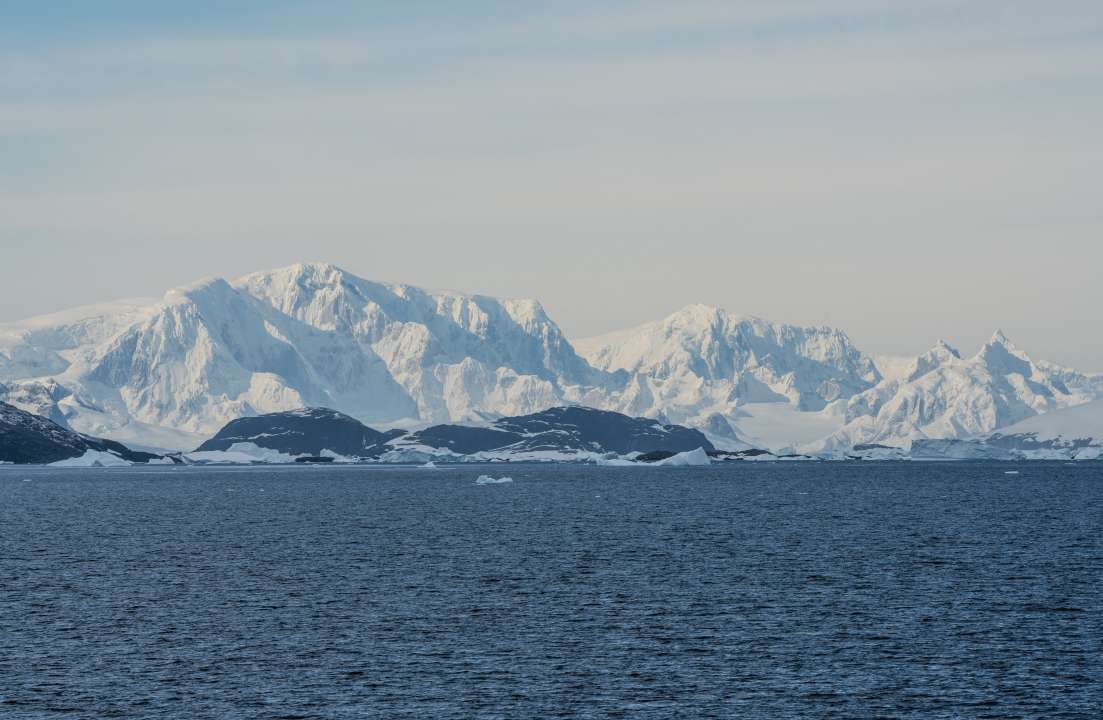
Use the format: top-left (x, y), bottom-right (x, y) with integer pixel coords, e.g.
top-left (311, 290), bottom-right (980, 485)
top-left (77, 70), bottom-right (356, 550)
top-left (291, 261), bottom-right (344, 276)
top-left (667, 304), bottom-right (736, 328)
top-left (932, 339), bottom-right (961, 358)
top-left (242, 261), bottom-right (347, 286)
top-left (906, 339), bottom-right (963, 381)
top-left (975, 329), bottom-right (1037, 379)
top-left (979, 329), bottom-right (1030, 359)
top-left (163, 276), bottom-right (236, 305)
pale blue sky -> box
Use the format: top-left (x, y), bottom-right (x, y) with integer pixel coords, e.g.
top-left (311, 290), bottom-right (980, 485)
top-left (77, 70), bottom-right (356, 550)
top-left (1, 1), bottom-right (1101, 367)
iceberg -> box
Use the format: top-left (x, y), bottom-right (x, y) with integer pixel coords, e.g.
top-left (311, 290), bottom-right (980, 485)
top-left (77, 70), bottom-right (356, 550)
top-left (49, 450), bottom-right (132, 468)
top-left (475, 475), bottom-right (513, 484)
top-left (184, 442), bottom-right (297, 464)
top-left (654, 447), bottom-right (711, 467)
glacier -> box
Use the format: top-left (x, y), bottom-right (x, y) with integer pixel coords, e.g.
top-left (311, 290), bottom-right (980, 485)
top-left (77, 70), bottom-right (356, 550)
top-left (1, 262), bottom-right (1100, 454)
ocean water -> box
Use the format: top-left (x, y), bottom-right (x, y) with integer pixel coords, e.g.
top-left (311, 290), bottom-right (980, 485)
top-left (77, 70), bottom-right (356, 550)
top-left (1, 462), bottom-right (1101, 719)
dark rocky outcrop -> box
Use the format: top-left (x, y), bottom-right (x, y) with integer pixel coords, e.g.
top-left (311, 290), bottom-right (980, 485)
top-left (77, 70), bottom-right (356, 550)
top-left (194, 407), bottom-right (401, 456)
top-left (196, 405), bottom-right (714, 459)
top-left (0, 401), bottom-right (159, 464)
top-left (407, 406), bottom-right (714, 456)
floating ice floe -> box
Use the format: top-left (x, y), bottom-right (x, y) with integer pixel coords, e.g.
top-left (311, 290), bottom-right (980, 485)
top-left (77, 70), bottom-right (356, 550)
top-left (184, 442), bottom-right (297, 464)
top-left (49, 450), bottom-right (132, 468)
top-left (475, 475), bottom-right (513, 485)
top-left (421, 461), bottom-right (437, 468)
top-left (146, 457), bottom-right (175, 465)
top-left (653, 447), bottom-right (711, 467)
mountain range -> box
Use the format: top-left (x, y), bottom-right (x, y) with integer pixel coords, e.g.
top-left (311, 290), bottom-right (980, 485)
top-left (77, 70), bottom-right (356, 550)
top-left (1, 262), bottom-right (1100, 454)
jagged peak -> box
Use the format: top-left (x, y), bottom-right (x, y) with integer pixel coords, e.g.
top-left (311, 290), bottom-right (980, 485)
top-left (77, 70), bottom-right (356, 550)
top-left (907, 339), bottom-right (962, 381)
top-left (679, 303), bottom-right (724, 317)
top-left (235, 261), bottom-right (348, 287)
top-left (978, 329), bottom-right (1030, 359)
top-left (974, 329), bottom-right (1038, 379)
top-left (929, 339), bottom-right (961, 358)
top-left (665, 303), bottom-right (760, 329)
top-left (236, 262), bottom-right (551, 316)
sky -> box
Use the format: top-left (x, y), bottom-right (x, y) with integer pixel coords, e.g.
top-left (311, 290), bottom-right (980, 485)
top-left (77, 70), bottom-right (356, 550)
top-left (1, 1), bottom-right (1101, 368)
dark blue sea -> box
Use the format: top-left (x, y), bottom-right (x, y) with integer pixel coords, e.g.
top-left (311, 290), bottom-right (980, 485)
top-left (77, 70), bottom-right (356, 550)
top-left (1, 462), bottom-right (1101, 719)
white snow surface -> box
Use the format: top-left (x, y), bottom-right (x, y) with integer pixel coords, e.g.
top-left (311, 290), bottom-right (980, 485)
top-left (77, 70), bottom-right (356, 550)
top-left (578, 304), bottom-right (881, 418)
top-left (2, 263), bottom-right (1101, 453)
top-left (989, 397), bottom-right (1103, 444)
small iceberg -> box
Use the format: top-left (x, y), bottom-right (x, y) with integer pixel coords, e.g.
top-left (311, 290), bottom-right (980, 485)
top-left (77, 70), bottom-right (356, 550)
top-left (475, 475), bottom-right (513, 485)
top-left (421, 461), bottom-right (437, 469)
top-left (654, 447), bottom-right (711, 467)
top-left (1004, 470), bottom-right (1020, 475)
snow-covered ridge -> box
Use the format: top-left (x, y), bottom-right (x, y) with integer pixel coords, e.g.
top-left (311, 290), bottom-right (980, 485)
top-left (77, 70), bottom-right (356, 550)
top-left (575, 303), bottom-right (881, 448)
top-left (0, 263), bottom-right (617, 447)
top-left (813, 332), bottom-right (1103, 452)
top-left (1, 262), bottom-right (1100, 452)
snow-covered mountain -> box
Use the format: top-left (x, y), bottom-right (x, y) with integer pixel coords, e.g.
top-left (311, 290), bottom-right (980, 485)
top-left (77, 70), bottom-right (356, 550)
top-left (0, 263), bottom-right (615, 449)
top-left (814, 332), bottom-right (1103, 451)
top-left (574, 304), bottom-right (881, 449)
top-left (2, 263), bottom-right (1099, 452)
